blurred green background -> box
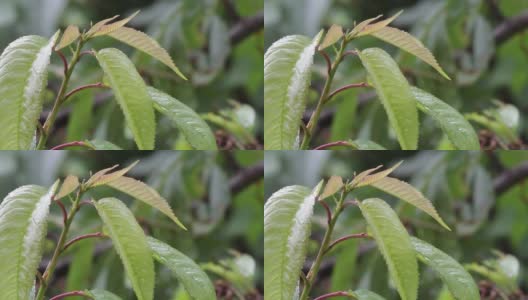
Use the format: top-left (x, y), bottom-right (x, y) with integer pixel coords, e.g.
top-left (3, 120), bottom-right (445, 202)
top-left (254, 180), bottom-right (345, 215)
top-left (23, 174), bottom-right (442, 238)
top-left (265, 150), bottom-right (528, 299)
top-left (265, 0), bottom-right (528, 149)
top-left (0, 0), bottom-right (263, 149)
top-left (0, 151), bottom-right (263, 299)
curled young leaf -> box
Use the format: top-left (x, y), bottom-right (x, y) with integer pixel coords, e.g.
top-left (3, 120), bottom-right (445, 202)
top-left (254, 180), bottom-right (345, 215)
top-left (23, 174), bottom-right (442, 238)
top-left (88, 160), bottom-right (139, 187)
top-left (90, 11), bottom-right (140, 37)
top-left (264, 31), bottom-right (323, 149)
top-left (56, 25), bottom-right (80, 50)
top-left (353, 161), bottom-right (403, 188)
top-left (358, 198), bottom-right (418, 300)
top-left (355, 10), bottom-right (403, 37)
top-left (264, 181), bottom-right (323, 300)
top-left (56, 175), bottom-right (80, 199)
top-left (320, 175), bottom-right (344, 199)
top-left (319, 24), bottom-right (344, 50)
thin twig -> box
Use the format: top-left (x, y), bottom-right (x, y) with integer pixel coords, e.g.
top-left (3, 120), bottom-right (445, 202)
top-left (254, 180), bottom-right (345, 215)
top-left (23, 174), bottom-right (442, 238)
top-left (324, 233), bottom-right (370, 254)
top-left (494, 161), bottom-right (528, 194)
top-left (495, 10), bottom-right (528, 45)
top-left (62, 82), bottom-right (108, 103)
top-left (79, 50), bottom-right (95, 58)
top-left (51, 141), bottom-right (93, 150)
top-left (54, 50), bottom-right (68, 76)
top-left (314, 291), bottom-right (353, 300)
top-left (343, 50), bottom-right (359, 58)
top-left (319, 50), bottom-right (332, 76)
top-left (229, 11), bottom-right (263, 45)
top-left (54, 199), bottom-right (68, 225)
top-left (49, 291), bottom-right (93, 300)
top-left (318, 200), bottom-right (332, 225)
top-left (61, 232), bottom-right (106, 253)
top-left (314, 141), bottom-right (354, 150)
top-left (326, 82), bottom-right (370, 103)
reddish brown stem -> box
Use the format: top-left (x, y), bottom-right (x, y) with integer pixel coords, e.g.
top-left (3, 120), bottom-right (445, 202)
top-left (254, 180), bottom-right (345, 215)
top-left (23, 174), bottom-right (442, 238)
top-left (79, 50), bottom-right (95, 58)
top-left (324, 233), bottom-right (369, 254)
top-left (343, 50), bottom-right (359, 58)
top-left (63, 82), bottom-right (108, 103)
top-left (54, 199), bottom-right (68, 225)
top-left (318, 200), bottom-right (332, 225)
top-left (319, 50), bottom-right (332, 76)
top-left (54, 50), bottom-right (68, 76)
top-left (51, 141), bottom-right (92, 150)
top-left (314, 291), bottom-right (353, 300)
top-left (61, 232), bottom-right (106, 253)
top-left (49, 291), bottom-right (92, 300)
top-left (326, 82), bottom-right (370, 103)
top-left (343, 200), bottom-right (359, 207)
top-left (314, 141), bottom-right (354, 150)
top-left (79, 200), bottom-right (94, 207)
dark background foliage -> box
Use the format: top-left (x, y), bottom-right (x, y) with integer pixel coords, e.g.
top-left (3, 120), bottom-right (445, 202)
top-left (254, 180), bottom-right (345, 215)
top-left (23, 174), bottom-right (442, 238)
top-left (265, 0), bottom-right (528, 150)
top-left (0, 151), bottom-right (264, 299)
top-left (0, 0), bottom-right (263, 149)
top-left (265, 151), bottom-right (528, 299)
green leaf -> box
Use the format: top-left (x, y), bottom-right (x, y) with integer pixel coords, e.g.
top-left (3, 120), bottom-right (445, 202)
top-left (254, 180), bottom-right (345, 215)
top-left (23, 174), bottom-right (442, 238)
top-left (105, 176), bottom-right (186, 230)
top-left (264, 181), bottom-right (323, 300)
top-left (0, 181), bottom-right (59, 300)
top-left (95, 48), bottom-right (155, 150)
top-left (66, 240), bottom-right (95, 294)
top-left (86, 289), bottom-right (123, 300)
top-left (358, 48), bottom-right (418, 150)
top-left (93, 198), bottom-right (154, 300)
top-left (369, 177), bottom-right (451, 231)
top-left (90, 11), bottom-right (140, 37)
top-left (349, 139), bottom-right (386, 150)
top-left (0, 32), bottom-right (59, 149)
top-left (56, 175), bottom-right (80, 199)
top-left (85, 139), bottom-right (122, 150)
top-left (147, 237), bottom-right (215, 300)
top-left (331, 241), bottom-right (358, 299)
top-left (56, 25), bottom-right (80, 50)
top-left (108, 27), bottom-right (186, 80)
top-left (411, 237), bottom-right (479, 300)
top-left (411, 87), bottom-right (479, 150)
top-left (147, 87), bottom-right (217, 150)
top-left (352, 289), bottom-right (386, 300)
top-left (264, 31), bottom-right (324, 149)
top-left (358, 198), bottom-right (418, 300)
top-left (368, 27), bottom-right (450, 80)
top-left (319, 24), bottom-right (344, 50)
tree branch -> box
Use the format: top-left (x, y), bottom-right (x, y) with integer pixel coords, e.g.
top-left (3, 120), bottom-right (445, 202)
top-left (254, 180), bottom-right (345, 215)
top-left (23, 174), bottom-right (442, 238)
top-left (494, 161), bottom-right (528, 194)
top-left (229, 161), bottom-right (264, 194)
top-left (229, 11), bottom-right (264, 45)
top-left (494, 10), bottom-right (528, 45)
